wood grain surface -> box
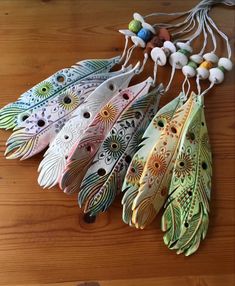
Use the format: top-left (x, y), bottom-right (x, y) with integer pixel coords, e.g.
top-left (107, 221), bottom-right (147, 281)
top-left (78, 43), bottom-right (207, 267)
top-left (0, 0), bottom-right (234, 285)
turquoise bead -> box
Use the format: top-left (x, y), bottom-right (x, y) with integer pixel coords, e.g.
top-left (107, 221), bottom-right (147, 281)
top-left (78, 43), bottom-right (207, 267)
top-left (137, 28), bottom-right (152, 43)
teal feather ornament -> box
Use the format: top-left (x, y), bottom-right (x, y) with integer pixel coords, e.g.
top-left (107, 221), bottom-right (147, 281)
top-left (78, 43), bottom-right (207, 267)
top-left (0, 56), bottom-right (120, 130)
top-left (162, 95), bottom-right (212, 256)
top-left (121, 92), bottom-right (185, 226)
top-left (78, 84), bottom-right (163, 216)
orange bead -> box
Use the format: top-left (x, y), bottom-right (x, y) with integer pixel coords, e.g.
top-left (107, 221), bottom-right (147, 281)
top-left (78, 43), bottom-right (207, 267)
top-left (199, 61), bottom-right (213, 69)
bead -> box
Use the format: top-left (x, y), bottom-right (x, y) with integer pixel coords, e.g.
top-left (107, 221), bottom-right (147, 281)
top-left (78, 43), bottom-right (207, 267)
top-left (203, 53), bottom-right (218, 64)
top-left (131, 35), bottom-right (146, 48)
top-left (142, 22), bottom-right (156, 34)
top-left (169, 51), bottom-right (188, 69)
top-left (158, 28), bottom-right (171, 41)
top-left (218, 57), bottom-right (233, 71)
top-left (188, 61), bottom-right (197, 69)
top-left (176, 42), bottom-right (193, 53)
top-left (190, 54), bottom-right (203, 64)
top-left (151, 47), bottom-right (167, 66)
top-left (182, 65), bottom-right (196, 78)
top-left (119, 29), bottom-right (136, 37)
top-left (133, 12), bottom-right (145, 23)
top-left (137, 28), bottom-right (152, 42)
top-left (128, 19), bottom-right (142, 34)
top-left (200, 61), bottom-right (213, 70)
top-left (163, 41), bottom-right (176, 54)
top-left (209, 67), bottom-right (224, 84)
top-left (196, 67), bottom-right (209, 80)
top-left (178, 49), bottom-right (191, 57)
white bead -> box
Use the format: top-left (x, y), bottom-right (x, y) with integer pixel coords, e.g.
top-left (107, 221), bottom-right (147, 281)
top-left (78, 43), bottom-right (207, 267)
top-left (142, 22), bottom-right (156, 34)
top-left (176, 42), bottom-right (193, 53)
top-left (119, 29), bottom-right (136, 37)
top-left (131, 35), bottom-right (146, 48)
top-left (169, 52), bottom-right (188, 69)
top-left (151, 47), bottom-right (167, 66)
top-left (203, 53), bottom-right (218, 63)
top-left (182, 65), bottom-right (196, 78)
top-left (190, 54), bottom-right (203, 64)
top-left (163, 41), bottom-right (176, 54)
top-left (209, 67), bottom-right (224, 84)
top-left (218, 57), bottom-right (233, 71)
top-left (133, 12), bottom-right (145, 23)
top-left (196, 67), bottom-right (209, 80)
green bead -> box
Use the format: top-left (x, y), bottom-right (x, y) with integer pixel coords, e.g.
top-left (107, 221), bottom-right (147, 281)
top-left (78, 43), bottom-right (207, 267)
top-left (128, 19), bottom-right (142, 34)
top-left (188, 61), bottom-right (197, 70)
top-left (218, 66), bottom-right (226, 73)
top-left (178, 49), bottom-right (190, 57)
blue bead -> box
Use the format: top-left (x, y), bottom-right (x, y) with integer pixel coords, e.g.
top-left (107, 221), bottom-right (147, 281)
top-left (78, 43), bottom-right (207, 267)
top-left (137, 28), bottom-right (152, 42)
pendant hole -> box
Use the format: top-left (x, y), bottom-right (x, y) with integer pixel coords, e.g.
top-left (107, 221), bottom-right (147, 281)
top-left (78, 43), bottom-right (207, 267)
top-left (86, 145), bottom-right (92, 152)
top-left (63, 96), bottom-right (71, 104)
top-left (64, 135), bottom-right (69, 140)
top-left (184, 222), bottom-right (189, 228)
top-left (97, 168), bottom-right (106, 176)
top-left (22, 115), bottom-right (29, 121)
top-left (41, 87), bottom-right (47, 92)
top-left (123, 93), bottom-right (129, 100)
top-left (37, 119), bottom-right (45, 127)
top-left (202, 161), bottom-right (208, 170)
top-left (125, 155), bottom-right (132, 163)
top-left (131, 167), bottom-right (136, 173)
top-left (83, 112), bottom-right (91, 118)
top-left (154, 162), bottom-right (160, 168)
top-left (188, 132), bottom-right (195, 140)
top-left (109, 83), bottom-right (114, 91)
top-left (179, 161), bottom-right (185, 167)
top-left (188, 191), bottom-right (192, 196)
top-left (65, 155), bottom-right (68, 160)
top-left (111, 143), bottom-right (118, 149)
top-left (201, 122), bottom-right (205, 126)
top-left (135, 111), bottom-right (142, 119)
top-left (103, 110), bottom-right (109, 116)
top-left (158, 120), bottom-right (164, 128)
top-left (171, 127), bottom-right (177, 134)
top-left (57, 75), bottom-right (65, 83)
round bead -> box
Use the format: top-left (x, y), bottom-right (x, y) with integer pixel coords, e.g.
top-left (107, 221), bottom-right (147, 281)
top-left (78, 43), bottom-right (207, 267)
top-left (131, 35), bottom-right (146, 48)
top-left (209, 67), bottom-right (224, 84)
top-left (133, 12), bottom-right (145, 23)
top-left (182, 65), bottom-right (196, 78)
top-left (178, 49), bottom-right (191, 57)
top-left (190, 54), bottom-right (203, 64)
top-left (200, 61), bottom-right (213, 70)
top-left (151, 47), bottom-right (167, 66)
top-left (128, 19), bottom-right (142, 34)
top-left (142, 22), bottom-right (156, 34)
top-left (119, 29), bottom-right (136, 37)
top-left (163, 41), bottom-right (176, 54)
top-left (158, 28), bottom-right (171, 41)
top-left (169, 51), bottom-right (188, 69)
top-left (218, 57), bottom-right (233, 71)
top-left (176, 42), bottom-right (193, 53)
top-left (196, 67), bottom-right (209, 80)
top-left (137, 28), bottom-right (152, 42)
top-left (203, 53), bottom-right (218, 64)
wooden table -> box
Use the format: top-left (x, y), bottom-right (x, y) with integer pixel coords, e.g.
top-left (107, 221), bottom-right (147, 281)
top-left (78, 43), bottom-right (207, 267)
top-left (0, 1), bottom-right (234, 285)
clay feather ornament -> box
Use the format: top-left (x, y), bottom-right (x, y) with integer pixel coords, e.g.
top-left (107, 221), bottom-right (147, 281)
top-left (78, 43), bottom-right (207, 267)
top-left (162, 95), bottom-right (212, 256)
top-left (38, 63), bottom-right (140, 189)
top-left (131, 92), bottom-right (201, 229)
top-left (78, 84), bottom-right (163, 216)
top-left (122, 92), bottom-right (185, 226)
top-left (4, 69), bottom-right (128, 160)
top-left (60, 77), bottom-right (153, 194)
top-left (0, 56), bottom-right (120, 130)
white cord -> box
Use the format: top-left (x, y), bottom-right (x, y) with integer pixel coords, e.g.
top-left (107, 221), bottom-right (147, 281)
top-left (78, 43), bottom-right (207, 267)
top-left (122, 44), bottom-right (136, 68)
top-left (204, 11), bottom-right (217, 53)
top-left (152, 60), bottom-right (158, 86)
top-left (119, 35), bottom-right (130, 64)
top-left (199, 11), bottom-right (208, 55)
